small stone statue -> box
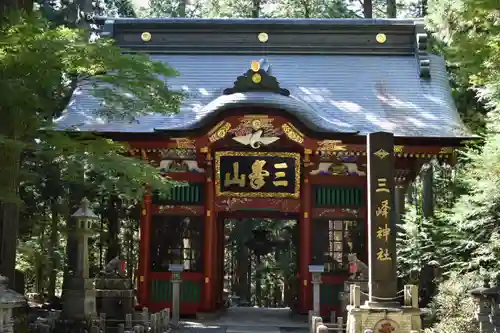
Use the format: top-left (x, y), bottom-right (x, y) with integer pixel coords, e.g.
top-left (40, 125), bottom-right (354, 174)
top-left (101, 256), bottom-right (123, 277)
top-left (347, 253), bottom-right (368, 280)
top-left (419, 260), bottom-right (440, 308)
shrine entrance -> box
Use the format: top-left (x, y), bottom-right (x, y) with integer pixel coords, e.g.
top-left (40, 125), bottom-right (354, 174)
top-left (220, 217), bottom-right (299, 308)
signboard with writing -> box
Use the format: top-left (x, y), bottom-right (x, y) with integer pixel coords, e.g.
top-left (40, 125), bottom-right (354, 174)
top-left (215, 151), bottom-right (301, 198)
top-left (367, 132), bottom-right (398, 302)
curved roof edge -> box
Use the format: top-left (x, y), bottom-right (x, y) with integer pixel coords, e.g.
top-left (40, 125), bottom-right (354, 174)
top-left (154, 92), bottom-right (359, 134)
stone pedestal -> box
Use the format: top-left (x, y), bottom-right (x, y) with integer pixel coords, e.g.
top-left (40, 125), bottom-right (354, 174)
top-left (171, 279), bottom-right (181, 324)
top-left (346, 284), bottom-right (422, 333)
top-left (61, 277), bottom-right (97, 321)
top-left (342, 279), bottom-right (369, 317)
top-left (95, 276), bottom-right (134, 324)
top-left (312, 275), bottom-right (321, 316)
top-left (170, 264), bottom-right (183, 325)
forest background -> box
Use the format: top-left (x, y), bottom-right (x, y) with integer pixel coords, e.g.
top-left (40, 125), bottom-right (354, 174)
top-left (0, 0), bottom-right (497, 331)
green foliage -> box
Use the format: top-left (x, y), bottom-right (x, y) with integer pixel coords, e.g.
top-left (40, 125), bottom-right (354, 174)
top-left (428, 0), bottom-right (500, 117)
top-left (424, 272), bottom-right (481, 333)
top-left (272, 0), bottom-right (357, 18)
top-left (0, 12), bottom-right (183, 203)
top-left (397, 3), bottom-right (500, 330)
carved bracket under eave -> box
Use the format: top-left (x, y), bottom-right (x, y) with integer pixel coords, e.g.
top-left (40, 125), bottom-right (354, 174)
top-left (416, 31), bottom-right (431, 79)
top-left (223, 64), bottom-right (290, 96)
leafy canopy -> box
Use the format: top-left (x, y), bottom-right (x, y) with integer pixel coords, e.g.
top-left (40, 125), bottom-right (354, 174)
top-left (0, 12), bottom-right (183, 202)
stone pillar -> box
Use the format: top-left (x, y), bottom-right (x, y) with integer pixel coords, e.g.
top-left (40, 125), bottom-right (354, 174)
top-left (366, 132), bottom-right (398, 304)
top-left (313, 282), bottom-right (320, 315)
top-left (169, 265), bottom-right (183, 325)
top-left (345, 133), bottom-right (422, 333)
top-left (309, 265), bottom-right (324, 316)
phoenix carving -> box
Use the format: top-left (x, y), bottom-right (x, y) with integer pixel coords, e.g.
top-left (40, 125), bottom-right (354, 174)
top-left (232, 129), bottom-right (280, 149)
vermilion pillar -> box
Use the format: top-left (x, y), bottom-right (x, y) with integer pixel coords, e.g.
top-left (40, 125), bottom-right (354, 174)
top-left (139, 190), bottom-right (152, 305)
top-left (202, 157), bottom-right (216, 312)
top-left (299, 176), bottom-right (312, 312)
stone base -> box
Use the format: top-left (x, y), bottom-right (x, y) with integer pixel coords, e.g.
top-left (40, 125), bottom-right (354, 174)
top-left (61, 277), bottom-right (97, 321)
top-left (95, 277), bottom-right (132, 290)
top-left (346, 305), bottom-right (422, 333)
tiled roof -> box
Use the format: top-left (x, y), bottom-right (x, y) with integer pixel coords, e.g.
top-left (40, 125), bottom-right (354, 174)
top-left (55, 53), bottom-right (470, 138)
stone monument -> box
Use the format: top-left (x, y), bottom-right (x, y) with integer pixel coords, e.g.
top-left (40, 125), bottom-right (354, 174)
top-left (60, 197), bottom-right (98, 321)
top-left (95, 256), bottom-right (135, 325)
top-left (345, 132), bottom-right (422, 333)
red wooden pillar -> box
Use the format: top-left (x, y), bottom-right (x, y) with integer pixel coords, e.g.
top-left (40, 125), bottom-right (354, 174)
top-left (299, 176), bottom-right (312, 312)
top-left (202, 155), bottom-right (216, 312)
top-left (139, 190), bottom-right (152, 305)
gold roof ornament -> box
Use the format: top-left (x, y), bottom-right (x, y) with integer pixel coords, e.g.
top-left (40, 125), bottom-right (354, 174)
top-left (141, 32), bottom-right (152, 42)
top-left (258, 32), bottom-right (269, 43)
top-left (376, 33), bottom-right (387, 44)
top-left (252, 73), bottom-right (262, 84)
top-left (251, 60), bottom-right (261, 72)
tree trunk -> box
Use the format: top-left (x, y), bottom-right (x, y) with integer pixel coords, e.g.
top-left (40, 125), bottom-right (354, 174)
top-left (256, 255), bottom-right (262, 306)
top-left (178, 0), bottom-right (187, 17)
top-left (247, 252), bottom-right (252, 303)
top-left (363, 0), bottom-right (372, 18)
top-left (421, 0), bottom-right (427, 16)
top-left (62, 179), bottom-right (84, 291)
top-left (236, 243), bottom-right (249, 302)
top-left (48, 196), bottom-right (59, 298)
top-left (35, 232), bottom-right (45, 293)
top-left (0, 145), bottom-right (22, 290)
top-left (387, 0), bottom-right (396, 17)
top-left (422, 164), bottom-right (434, 218)
top-left (0, 203), bottom-right (19, 289)
top-left (251, 0), bottom-right (260, 18)
top-left (105, 195), bottom-right (122, 263)
top-left (273, 249), bottom-right (281, 306)
top-left (0, 0), bottom-right (33, 22)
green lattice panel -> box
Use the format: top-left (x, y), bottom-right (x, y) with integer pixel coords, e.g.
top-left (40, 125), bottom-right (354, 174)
top-left (150, 279), bottom-right (202, 303)
top-left (320, 283), bottom-right (344, 306)
top-left (313, 186), bottom-right (364, 207)
top-left (153, 183), bottom-right (204, 205)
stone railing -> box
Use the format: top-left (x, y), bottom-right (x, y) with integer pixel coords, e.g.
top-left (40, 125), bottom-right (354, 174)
top-left (89, 308), bottom-right (171, 333)
top-left (31, 307), bottom-right (172, 333)
top-left (309, 311), bottom-right (344, 333)
top-left (344, 284), bottom-right (421, 333)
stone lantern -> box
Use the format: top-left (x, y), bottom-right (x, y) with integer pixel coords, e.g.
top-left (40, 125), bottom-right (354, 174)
top-left (0, 275), bottom-right (26, 333)
top-left (470, 278), bottom-right (500, 333)
top-left (61, 197), bottom-right (99, 321)
top-left (169, 249), bottom-right (183, 326)
top-left (309, 264), bottom-right (324, 316)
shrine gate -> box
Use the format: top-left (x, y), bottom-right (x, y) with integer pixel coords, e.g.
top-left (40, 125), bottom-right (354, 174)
top-left (56, 18), bottom-right (473, 316)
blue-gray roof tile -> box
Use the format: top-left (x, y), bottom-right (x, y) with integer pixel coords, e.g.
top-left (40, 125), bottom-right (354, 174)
top-left (54, 53), bottom-right (470, 137)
